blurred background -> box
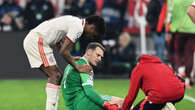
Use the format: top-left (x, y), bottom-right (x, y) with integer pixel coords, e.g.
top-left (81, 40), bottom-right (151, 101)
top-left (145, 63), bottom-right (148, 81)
top-left (0, 0), bottom-right (154, 78)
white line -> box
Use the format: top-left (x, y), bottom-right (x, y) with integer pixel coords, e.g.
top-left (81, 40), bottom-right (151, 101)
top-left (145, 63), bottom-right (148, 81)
top-left (184, 95), bottom-right (195, 103)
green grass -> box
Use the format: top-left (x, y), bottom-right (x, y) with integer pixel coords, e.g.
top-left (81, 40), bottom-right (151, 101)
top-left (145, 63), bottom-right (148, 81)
top-left (0, 79), bottom-right (195, 110)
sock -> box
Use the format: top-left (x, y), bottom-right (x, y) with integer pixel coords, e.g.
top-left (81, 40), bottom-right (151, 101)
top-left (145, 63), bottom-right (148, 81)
top-left (46, 83), bottom-right (60, 110)
top-left (54, 88), bottom-right (60, 110)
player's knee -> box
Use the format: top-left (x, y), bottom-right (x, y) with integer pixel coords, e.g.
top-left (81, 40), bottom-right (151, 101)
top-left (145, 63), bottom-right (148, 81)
top-left (49, 72), bottom-right (62, 85)
top-left (56, 72), bottom-right (63, 82)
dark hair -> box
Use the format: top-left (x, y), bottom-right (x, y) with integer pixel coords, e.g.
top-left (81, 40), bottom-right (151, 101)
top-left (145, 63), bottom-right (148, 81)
top-left (86, 42), bottom-right (105, 52)
top-left (86, 15), bottom-right (106, 37)
top-left (136, 56), bottom-right (141, 63)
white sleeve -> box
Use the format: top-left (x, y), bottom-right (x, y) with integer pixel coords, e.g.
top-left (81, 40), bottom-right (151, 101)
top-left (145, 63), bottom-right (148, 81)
top-left (192, 2), bottom-right (195, 6)
top-left (66, 24), bottom-right (83, 43)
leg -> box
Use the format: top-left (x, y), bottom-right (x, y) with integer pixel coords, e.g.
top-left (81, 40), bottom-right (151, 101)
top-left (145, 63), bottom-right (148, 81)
top-left (153, 32), bottom-right (166, 62)
top-left (24, 34), bottom-right (61, 110)
top-left (40, 65), bottom-right (63, 110)
top-left (40, 65), bottom-right (63, 85)
top-left (167, 33), bottom-right (177, 71)
top-left (183, 36), bottom-right (194, 83)
top-left (133, 98), bottom-right (165, 110)
top-left (162, 103), bottom-right (176, 110)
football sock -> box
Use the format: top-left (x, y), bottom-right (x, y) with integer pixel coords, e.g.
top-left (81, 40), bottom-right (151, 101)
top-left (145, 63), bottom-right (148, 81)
top-left (54, 88), bottom-right (60, 110)
top-left (46, 83), bottom-right (60, 110)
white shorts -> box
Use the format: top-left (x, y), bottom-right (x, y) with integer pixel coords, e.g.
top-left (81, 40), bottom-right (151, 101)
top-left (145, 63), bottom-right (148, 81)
top-left (23, 32), bottom-right (56, 68)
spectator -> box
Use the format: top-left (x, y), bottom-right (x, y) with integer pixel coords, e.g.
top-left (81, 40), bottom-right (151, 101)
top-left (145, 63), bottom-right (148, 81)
top-left (110, 32), bottom-right (136, 75)
top-left (166, 0), bottom-right (195, 87)
top-left (0, 0), bottom-right (24, 32)
top-left (63, 0), bottom-right (75, 16)
top-left (24, 0), bottom-right (54, 30)
top-left (146, 0), bottom-right (167, 62)
top-left (101, 0), bottom-right (128, 40)
top-left (63, 0), bottom-right (96, 17)
top-left (48, 0), bottom-right (65, 16)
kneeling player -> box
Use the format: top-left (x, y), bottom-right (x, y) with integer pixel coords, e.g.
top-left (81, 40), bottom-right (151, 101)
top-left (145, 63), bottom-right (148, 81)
top-left (61, 42), bottom-right (123, 110)
top-left (121, 55), bottom-right (185, 110)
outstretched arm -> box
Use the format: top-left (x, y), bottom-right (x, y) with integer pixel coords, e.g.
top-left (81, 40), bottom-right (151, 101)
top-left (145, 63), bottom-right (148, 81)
top-left (59, 38), bottom-right (78, 68)
top-left (81, 74), bottom-right (119, 110)
top-left (121, 67), bottom-right (141, 110)
top-left (80, 73), bottom-right (105, 106)
top-left (83, 86), bottom-right (120, 110)
top-left (83, 85), bottom-right (105, 106)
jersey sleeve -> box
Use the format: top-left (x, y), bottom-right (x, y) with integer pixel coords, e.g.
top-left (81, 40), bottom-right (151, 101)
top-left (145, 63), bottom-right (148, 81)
top-left (122, 66), bottom-right (142, 110)
top-left (80, 74), bottom-right (105, 107)
top-left (66, 23), bottom-right (83, 43)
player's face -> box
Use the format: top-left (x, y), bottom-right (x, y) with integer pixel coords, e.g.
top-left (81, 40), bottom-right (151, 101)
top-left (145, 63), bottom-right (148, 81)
top-left (84, 24), bottom-right (98, 39)
top-left (88, 47), bottom-right (104, 66)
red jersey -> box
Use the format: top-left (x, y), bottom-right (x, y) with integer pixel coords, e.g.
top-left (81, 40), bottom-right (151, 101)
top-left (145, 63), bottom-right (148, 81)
top-left (122, 55), bottom-right (185, 110)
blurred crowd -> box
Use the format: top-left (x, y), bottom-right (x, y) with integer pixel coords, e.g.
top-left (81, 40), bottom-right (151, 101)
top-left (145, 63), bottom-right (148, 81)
top-left (1, 0), bottom-right (195, 87)
top-left (146, 0), bottom-right (195, 88)
top-left (0, 0), bottom-right (136, 75)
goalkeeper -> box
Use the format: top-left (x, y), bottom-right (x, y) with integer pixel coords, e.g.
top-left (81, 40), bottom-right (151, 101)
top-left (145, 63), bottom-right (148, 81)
top-left (61, 42), bottom-right (123, 110)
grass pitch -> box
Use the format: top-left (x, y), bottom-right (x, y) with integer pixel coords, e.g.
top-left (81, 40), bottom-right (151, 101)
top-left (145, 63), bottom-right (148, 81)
top-left (0, 79), bottom-right (195, 110)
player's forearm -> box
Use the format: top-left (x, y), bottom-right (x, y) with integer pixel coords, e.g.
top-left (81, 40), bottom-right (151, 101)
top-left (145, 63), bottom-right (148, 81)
top-left (122, 94), bottom-right (133, 110)
top-left (59, 39), bottom-right (79, 70)
top-left (122, 86), bottom-right (136, 110)
top-left (122, 76), bottom-right (140, 110)
top-left (187, 5), bottom-right (195, 24)
top-left (83, 85), bottom-right (105, 106)
top-left (62, 50), bottom-right (78, 69)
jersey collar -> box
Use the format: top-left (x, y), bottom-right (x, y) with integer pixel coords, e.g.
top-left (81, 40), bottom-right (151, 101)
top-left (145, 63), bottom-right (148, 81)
top-left (82, 19), bottom-right (85, 27)
top-left (82, 57), bottom-right (89, 65)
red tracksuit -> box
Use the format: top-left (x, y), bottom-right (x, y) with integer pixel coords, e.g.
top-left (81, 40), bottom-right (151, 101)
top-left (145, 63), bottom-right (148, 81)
top-left (122, 55), bottom-right (185, 110)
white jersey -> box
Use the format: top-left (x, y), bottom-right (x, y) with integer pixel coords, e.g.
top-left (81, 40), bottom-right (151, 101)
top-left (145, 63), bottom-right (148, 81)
top-left (31, 15), bottom-right (85, 45)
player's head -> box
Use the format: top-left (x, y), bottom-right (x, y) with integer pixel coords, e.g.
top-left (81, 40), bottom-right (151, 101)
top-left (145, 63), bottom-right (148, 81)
top-left (136, 56), bottom-right (141, 65)
top-left (84, 15), bottom-right (106, 39)
top-left (84, 42), bottom-right (105, 66)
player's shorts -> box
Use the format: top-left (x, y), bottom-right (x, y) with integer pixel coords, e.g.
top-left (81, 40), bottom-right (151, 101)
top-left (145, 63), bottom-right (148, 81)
top-left (23, 32), bottom-right (56, 68)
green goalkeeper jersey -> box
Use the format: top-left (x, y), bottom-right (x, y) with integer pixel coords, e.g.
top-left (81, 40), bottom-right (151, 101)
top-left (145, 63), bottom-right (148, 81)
top-left (61, 58), bottom-right (106, 110)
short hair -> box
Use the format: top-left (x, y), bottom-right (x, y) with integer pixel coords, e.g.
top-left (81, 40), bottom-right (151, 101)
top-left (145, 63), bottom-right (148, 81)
top-left (85, 15), bottom-right (106, 37)
top-left (86, 42), bottom-right (105, 52)
top-left (136, 56), bottom-right (141, 63)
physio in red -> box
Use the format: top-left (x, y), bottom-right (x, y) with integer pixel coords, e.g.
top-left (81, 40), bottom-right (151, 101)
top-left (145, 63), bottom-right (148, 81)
top-left (121, 55), bottom-right (185, 110)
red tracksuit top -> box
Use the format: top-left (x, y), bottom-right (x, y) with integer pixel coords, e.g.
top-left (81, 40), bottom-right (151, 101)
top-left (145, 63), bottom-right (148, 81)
top-left (122, 55), bottom-right (185, 110)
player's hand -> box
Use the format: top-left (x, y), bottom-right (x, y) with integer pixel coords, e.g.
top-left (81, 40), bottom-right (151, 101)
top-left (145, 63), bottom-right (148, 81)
top-left (76, 64), bottom-right (92, 74)
top-left (108, 104), bottom-right (119, 110)
top-left (103, 102), bottom-right (120, 110)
